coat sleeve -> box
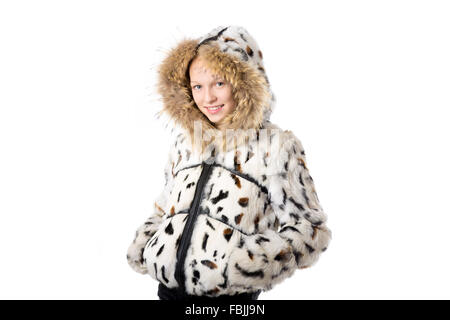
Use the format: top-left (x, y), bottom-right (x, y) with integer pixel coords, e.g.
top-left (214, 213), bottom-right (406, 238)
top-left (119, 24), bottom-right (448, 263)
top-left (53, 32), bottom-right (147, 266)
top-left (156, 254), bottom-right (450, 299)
top-left (126, 148), bottom-right (174, 274)
top-left (228, 131), bottom-right (331, 291)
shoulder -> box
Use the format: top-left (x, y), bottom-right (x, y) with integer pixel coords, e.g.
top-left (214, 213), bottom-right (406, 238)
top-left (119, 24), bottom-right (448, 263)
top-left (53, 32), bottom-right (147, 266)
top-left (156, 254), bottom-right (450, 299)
top-left (280, 130), bottom-right (306, 157)
top-left (260, 123), bottom-right (306, 174)
top-left (166, 125), bottom-right (190, 154)
top-left (166, 126), bottom-right (202, 168)
top-left (263, 122), bottom-right (306, 157)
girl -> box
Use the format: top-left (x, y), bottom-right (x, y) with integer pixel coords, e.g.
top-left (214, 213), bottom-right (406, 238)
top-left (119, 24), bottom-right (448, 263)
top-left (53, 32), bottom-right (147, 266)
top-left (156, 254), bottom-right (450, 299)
top-left (127, 25), bottom-right (331, 300)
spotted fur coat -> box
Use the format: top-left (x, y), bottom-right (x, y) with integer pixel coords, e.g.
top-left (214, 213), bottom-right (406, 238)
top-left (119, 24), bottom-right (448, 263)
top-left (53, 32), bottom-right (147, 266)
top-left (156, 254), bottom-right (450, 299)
top-left (127, 25), bottom-right (332, 297)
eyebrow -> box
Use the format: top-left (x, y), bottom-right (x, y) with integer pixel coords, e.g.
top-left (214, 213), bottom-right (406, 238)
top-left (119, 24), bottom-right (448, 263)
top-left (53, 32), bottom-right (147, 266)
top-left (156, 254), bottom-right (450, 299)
top-left (190, 77), bottom-right (225, 85)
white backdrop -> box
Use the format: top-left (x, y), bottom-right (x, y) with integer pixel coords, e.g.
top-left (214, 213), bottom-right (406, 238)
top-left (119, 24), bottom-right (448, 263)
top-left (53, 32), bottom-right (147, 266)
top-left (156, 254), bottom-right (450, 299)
top-left (1, 0), bottom-right (449, 300)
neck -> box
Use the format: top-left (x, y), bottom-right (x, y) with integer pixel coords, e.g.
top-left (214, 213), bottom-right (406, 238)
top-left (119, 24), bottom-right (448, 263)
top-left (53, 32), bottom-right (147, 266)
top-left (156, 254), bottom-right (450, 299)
top-left (214, 121), bottom-right (226, 131)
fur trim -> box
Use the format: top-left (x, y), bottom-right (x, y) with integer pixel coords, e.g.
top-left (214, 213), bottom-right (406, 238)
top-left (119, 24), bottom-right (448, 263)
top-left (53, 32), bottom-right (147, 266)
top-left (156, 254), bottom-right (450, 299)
top-left (156, 26), bottom-right (275, 153)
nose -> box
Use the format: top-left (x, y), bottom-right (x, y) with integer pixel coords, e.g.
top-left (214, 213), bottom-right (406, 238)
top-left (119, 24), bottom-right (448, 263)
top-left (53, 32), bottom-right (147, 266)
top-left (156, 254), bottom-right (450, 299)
top-left (204, 87), bottom-right (217, 104)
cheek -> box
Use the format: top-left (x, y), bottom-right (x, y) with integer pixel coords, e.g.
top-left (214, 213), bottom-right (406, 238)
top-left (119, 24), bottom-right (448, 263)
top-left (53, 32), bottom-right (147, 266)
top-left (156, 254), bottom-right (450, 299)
top-left (192, 92), bottom-right (202, 105)
top-left (225, 92), bottom-right (236, 109)
top-left (225, 88), bottom-right (235, 104)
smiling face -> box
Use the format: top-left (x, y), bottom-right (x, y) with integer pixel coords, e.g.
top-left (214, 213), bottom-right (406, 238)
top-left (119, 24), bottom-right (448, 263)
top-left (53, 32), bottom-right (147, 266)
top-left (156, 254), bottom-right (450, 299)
top-left (189, 56), bottom-right (236, 128)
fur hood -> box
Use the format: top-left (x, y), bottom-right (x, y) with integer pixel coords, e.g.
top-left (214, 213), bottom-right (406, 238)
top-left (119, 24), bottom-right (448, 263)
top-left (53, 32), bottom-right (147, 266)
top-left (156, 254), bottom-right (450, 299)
top-left (156, 26), bottom-right (276, 150)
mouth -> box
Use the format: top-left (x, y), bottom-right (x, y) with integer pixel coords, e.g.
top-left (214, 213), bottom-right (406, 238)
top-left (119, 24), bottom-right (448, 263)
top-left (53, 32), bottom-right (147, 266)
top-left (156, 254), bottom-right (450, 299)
top-left (204, 104), bottom-right (224, 114)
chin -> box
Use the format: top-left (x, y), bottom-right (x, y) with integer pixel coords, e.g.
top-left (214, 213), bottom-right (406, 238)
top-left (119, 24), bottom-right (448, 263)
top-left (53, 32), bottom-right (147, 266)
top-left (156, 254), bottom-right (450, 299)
top-left (210, 117), bottom-right (225, 124)
top-left (203, 114), bottom-right (221, 123)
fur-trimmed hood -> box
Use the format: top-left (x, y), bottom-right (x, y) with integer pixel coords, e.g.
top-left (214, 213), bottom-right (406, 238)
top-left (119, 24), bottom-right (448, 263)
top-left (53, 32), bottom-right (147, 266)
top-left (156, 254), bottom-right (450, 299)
top-left (156, 26), bottom-right (276, 149)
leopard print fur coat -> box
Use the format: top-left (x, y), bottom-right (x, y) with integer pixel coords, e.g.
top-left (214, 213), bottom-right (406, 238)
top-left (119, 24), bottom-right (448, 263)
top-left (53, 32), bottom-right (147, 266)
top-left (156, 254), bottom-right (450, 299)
top-left (127, 25), bottom-right (331, 297)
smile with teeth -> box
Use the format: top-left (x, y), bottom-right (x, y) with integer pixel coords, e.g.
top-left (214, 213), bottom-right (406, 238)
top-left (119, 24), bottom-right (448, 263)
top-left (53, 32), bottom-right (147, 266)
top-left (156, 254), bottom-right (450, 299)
top-left (206, 105), bottom-right (223, 110)
top-left (205, 104), bottom-right (224, 114)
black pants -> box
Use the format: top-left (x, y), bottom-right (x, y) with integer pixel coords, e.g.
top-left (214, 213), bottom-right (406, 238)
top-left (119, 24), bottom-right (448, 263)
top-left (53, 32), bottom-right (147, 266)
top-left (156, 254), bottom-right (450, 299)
top-left (158, 283), bottom-right (261, 301)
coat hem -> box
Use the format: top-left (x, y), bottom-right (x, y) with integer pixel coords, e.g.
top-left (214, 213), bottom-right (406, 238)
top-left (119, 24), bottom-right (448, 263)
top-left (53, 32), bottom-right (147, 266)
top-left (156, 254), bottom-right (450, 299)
top-left (158, 282), bottom-right (261, 301)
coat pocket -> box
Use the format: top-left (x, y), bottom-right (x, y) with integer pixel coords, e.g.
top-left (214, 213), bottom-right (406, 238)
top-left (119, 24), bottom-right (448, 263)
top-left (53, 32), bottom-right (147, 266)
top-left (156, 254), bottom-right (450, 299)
top-left (227, 229), bottom-right (298, 291)
top-left (182, 214), bottom-right (248, 296)
top-left (143, 213), bottom-right (188, 288)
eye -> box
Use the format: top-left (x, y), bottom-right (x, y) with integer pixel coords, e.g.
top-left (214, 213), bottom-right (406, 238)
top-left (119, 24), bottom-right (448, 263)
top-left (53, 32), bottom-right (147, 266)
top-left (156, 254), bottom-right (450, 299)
top-left (216, 81), bottom-right (225, 87)
top-left (192, 85), bottom-right (201, 90)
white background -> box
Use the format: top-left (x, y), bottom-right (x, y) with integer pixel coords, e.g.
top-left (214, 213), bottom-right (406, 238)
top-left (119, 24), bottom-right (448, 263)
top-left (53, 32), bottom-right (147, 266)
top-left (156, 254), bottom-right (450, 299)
top-left (1, 0), bottom-right (449, 300)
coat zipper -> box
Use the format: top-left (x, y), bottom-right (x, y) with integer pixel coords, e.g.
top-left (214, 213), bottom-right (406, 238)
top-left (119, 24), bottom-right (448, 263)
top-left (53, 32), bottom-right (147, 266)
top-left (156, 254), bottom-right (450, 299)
top-left (174, 161), bottom-right (214, 294)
